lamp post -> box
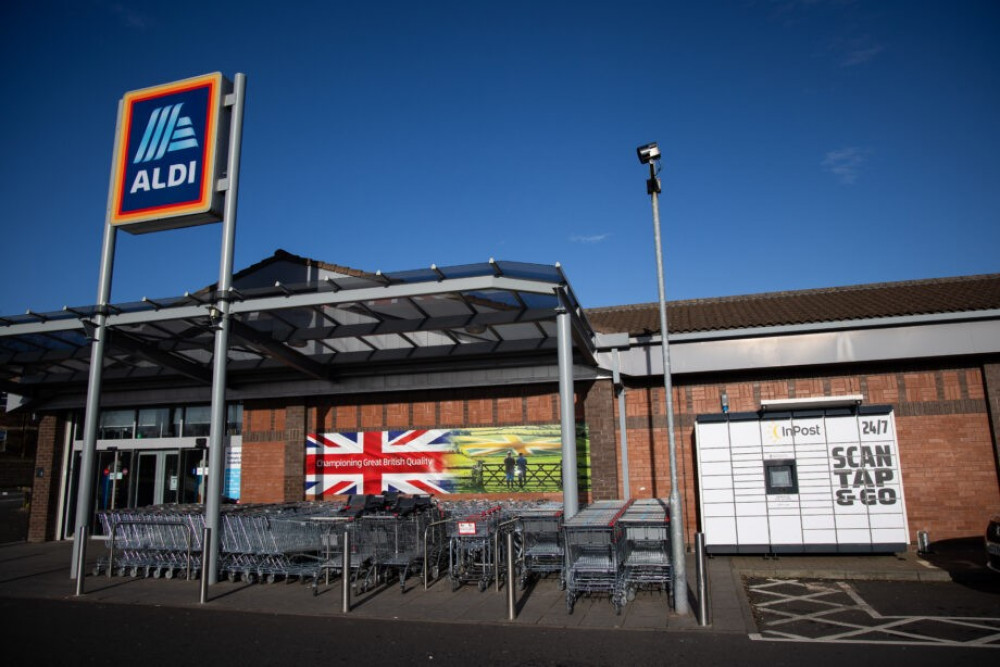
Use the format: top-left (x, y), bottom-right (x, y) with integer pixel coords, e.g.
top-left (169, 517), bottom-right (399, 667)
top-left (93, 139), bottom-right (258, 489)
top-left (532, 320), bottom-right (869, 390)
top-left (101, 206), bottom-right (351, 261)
top-left (637, 142), bottom-right (688, 615)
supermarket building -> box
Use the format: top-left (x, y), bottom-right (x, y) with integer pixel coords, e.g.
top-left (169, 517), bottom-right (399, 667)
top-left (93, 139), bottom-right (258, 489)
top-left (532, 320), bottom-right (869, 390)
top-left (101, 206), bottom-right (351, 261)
top-left (3, 250), bottom-right (999, 553)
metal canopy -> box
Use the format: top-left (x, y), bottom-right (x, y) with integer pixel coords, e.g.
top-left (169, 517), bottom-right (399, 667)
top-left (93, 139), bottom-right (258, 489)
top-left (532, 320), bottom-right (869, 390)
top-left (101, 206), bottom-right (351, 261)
top-left (0, 259), bottom-right (597, 407)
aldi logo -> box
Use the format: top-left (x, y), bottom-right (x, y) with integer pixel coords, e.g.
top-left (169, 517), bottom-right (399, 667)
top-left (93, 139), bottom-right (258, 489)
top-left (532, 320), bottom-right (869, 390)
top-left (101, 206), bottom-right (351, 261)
top-left (109, 73), bottom-right (229, 233)
top-left (131, 103), bottom-right (199, 164)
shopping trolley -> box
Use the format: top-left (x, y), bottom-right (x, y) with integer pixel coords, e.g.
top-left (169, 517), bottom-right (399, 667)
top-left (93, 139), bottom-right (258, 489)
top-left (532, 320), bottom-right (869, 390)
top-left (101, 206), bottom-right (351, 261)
top-left (218, 503), bottom-right (330, 585)
top-left (446, 502), bottom-right (503, 591)
top-left (361, 511), bottom-right (436, 592)
top-left (562, 500), bottom-right (631, 614)
top-left (512, 502), bottom-right (564, 590)
top-left (616, 498), bottom-right (672, 606)
top-left (94, 504), bottom-right (203, 580)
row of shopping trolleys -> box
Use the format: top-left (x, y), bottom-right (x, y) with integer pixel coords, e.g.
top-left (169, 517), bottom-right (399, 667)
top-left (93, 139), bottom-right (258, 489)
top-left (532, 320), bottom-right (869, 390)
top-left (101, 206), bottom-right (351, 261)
top-left (561, 499), bottom-right (673, 615)
top-left (92, 496), bottom-right (672, 613)
top-left (93, 496), bottom-right (556, 595)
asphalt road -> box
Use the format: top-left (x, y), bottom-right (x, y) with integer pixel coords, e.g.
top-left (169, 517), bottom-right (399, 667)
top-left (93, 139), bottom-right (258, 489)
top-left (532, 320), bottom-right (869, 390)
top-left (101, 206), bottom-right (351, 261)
top-left (4, 596), bottom-right (991, 666)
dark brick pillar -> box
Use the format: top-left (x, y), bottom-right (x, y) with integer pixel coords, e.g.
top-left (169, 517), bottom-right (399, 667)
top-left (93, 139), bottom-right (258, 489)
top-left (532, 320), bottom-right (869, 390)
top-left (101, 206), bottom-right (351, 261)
top-left (28, 414), bottom-right (65, 542)
top-left (283, 403), bottom-right (306, 501)
top-left (983, 362), bottom-right (1000, 476)
top-left (583, 379), bottom-right (619, 501)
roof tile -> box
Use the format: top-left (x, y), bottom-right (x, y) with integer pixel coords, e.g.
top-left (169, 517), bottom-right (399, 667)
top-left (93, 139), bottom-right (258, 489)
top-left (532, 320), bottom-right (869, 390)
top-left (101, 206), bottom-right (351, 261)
top-left (584, 274), bottom-right (1000, 335)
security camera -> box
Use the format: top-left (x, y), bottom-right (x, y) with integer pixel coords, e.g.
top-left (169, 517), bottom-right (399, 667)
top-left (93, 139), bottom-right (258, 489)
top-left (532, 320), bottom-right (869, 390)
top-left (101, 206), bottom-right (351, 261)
top-left (636, 142), bottom-right (661, 164)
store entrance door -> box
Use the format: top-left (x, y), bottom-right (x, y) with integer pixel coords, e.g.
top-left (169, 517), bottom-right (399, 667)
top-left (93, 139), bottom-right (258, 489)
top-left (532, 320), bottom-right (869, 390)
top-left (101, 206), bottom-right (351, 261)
top-left (64, 446), bottom-right (211, 538)
top-left (132, 449), bottom-right (207, 507)
top-left (135, 451), bottom-right (180, 506)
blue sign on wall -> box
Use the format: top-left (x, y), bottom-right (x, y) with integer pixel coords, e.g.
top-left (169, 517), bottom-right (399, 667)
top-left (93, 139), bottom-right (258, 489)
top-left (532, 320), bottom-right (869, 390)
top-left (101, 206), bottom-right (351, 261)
top-left (109, 73), bottom-right (228, 234)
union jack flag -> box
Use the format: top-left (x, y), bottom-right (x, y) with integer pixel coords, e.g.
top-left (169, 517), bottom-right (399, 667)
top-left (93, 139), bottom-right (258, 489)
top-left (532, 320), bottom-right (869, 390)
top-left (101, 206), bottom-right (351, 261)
top-left (305, 430), bottom-right (456, 498)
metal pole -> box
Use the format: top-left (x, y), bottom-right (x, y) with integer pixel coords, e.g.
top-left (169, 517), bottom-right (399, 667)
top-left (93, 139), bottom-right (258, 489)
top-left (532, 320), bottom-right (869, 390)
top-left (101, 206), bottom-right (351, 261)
top-left (695, 532), bottom-right (711, 626)
top-left (646, 158), bottom-right (689, 615)
top-left (506, 530), bottom-right (516, 620)
top-left (423, 517), bottom-right (450, 589)
top-left (71, 178), bottom-right (120, 582)
top-left (200, 527), bottom-right (211, 604)
top-left (495, 517), bottom-right (521, 593)
top-left (341, 528), bottom-right (351, 613)
top-left (205, 73), bottom-right (247, 585)
top-left (612, 349), bottom-right (631, 500)
top-left (556, 294), bottom-right (578, 518)
top-left (107, 520), bottom-right (117, 579)
top-left (73, 526), bottom-right (88, 596)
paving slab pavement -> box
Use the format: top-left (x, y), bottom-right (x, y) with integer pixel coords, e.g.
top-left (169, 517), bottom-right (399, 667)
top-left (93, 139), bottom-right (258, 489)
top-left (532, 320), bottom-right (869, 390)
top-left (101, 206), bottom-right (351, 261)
top-left (0, 537), bottom-right (980, 635)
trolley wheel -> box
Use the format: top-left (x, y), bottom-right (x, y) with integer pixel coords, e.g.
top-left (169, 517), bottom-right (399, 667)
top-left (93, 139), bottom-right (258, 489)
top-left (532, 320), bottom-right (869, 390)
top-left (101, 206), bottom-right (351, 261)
top-left (478, 579), bottom-right (488, 593)
top-left (627, 587), bottom-right (636, 602)
top-left (164, 568), bottom-right (175, 580)
top-left (116, 567), bottom-right (127, 578)
top-left (92, 566), bottom-right (102, 577)
top-left (431, 565), bottom-right (440, 580)
top-left (227, 570), bottom-right (238, 582)
top-left (566, 593), bottom-right (575, 615)
top-left (266, 574), bottom-right (277, 584)
top-left (152, 568), bottom-right (162, 579)
top-left (559, 578), bottom-right (566, 591)
top-left (129, 567), bottom-right (139, 578)
top-left (518, 574), bottom-right (528, 591)
top-left (244, 571), bottom-right (257, 585)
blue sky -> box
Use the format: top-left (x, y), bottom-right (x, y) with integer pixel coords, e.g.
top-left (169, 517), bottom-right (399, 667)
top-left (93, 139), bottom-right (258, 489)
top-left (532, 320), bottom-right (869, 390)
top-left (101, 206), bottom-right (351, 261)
top-left (1, 0), bottom-right (998, 315)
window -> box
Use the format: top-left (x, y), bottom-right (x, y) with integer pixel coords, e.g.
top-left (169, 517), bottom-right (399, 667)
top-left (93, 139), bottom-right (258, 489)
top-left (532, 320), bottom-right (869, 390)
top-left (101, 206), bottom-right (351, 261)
top-left (764, 459), bottom-right (799, 495)
top-left (98, 409), bottom-right (135, 439)
top-left (182, 406), bottom-right (212, 437)
top-left (227, 403), bottom-right (243, 436)
top-left (75, 403), bottom-right (242, 441)
top-left (137, 408), bottom-right (175, 439)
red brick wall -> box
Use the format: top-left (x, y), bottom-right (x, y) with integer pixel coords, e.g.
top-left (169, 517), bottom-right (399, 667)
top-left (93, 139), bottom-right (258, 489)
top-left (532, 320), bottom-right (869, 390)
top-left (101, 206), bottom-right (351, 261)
top-left (240, 385), bottom-right (609, 505)
top-left (240, 400), bottom-right (300, 503)
top-left (617, 365), bottom-right (1000, 544)
top-left (220, 362), bottom-right (1000, 545)
top-left (28, 414), bottom-right (65, 542)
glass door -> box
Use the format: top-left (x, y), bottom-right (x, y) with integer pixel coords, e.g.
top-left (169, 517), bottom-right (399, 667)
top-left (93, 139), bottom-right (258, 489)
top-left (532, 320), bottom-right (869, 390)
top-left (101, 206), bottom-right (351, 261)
top-left (64, 446), bottom-right (211, 538)
top-left (96, 450), bottom-right (130, 512)
top-left (135, 451), bottom-right (182, 506)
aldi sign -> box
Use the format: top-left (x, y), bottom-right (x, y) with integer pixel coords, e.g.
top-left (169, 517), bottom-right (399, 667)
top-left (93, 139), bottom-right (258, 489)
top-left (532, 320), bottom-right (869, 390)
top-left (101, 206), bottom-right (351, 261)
top-left (109, 73), bottom-right (230, 233)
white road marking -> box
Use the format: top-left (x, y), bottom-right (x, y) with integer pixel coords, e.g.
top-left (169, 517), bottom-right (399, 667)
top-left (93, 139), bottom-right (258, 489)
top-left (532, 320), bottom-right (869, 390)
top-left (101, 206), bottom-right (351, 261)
top-left (746, 578), bottom-right (1000, 648)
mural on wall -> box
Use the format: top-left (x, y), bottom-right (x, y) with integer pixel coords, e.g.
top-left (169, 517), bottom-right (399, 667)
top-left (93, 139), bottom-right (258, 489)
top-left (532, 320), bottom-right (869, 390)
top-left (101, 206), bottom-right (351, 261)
top-left (305, 424), bottom-right (590, 498)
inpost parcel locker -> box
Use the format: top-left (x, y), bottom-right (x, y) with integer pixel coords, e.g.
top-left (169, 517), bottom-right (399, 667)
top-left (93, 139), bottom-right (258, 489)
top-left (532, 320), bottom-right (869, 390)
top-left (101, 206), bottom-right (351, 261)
top-left (694, 397), bottom-right (909, 554)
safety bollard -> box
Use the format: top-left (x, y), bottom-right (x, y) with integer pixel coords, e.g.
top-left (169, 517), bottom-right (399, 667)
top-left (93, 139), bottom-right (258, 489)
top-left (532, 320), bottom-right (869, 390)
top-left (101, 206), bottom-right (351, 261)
top-left (74, 525), bottom-right (88, 596)
top-left (695, 532), bottom-right (711, 626)
top-left (506, 530), bottom-right (517, 620)
top-left (342, 528), bottom-right (351, 613)
top-left (423, 518), bottom-right (449, 590)
top-left (200, 527), bottom-right (211, 604)
top-left (199, 527), bottom-right (211, 603)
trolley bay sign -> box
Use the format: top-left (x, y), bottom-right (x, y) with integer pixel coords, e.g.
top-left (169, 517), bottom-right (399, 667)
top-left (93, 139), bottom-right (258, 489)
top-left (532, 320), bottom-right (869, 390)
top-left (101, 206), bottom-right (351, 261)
top-left (108, 72), bottom-right (230, 233)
